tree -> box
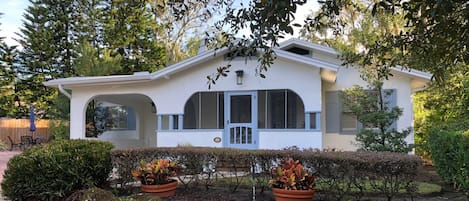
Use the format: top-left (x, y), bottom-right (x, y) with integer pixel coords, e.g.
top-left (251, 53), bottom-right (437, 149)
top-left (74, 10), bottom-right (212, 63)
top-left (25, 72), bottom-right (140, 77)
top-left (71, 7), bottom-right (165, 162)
top-left (74, 40), bottom-right (122, 76)
top-left (341, 86), bottom-right (413, 152)
top-left (102, 0), bottom-right (165, 73)
top-left (0, 13), bottom-right (21, 117)
top-left (15, 0), bottom-right (77, 118)
top-left (149, 0), bottom-right (212, 65)
top-left (205, 0), bottom-right (307, 85)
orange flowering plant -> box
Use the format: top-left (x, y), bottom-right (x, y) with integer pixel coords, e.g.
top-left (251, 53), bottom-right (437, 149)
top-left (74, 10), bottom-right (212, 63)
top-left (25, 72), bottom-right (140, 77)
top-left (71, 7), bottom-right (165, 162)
top-left (131, 159), bottom-right (180, 185)
top-left (269, 158), bottom-right (317, 190)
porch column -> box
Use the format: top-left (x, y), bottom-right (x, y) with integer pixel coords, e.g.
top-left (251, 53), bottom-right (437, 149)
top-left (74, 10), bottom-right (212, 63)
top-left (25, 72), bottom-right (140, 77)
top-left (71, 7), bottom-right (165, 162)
top-left (69, 94), bottom-right (89, 139)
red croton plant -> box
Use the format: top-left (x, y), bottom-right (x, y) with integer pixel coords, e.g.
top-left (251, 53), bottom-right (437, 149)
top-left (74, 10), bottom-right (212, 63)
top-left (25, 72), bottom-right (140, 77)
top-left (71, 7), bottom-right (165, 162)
top-left (131, 159), bottom-right (180, 185)
top-left (269, 158), bottom-right (317, 190)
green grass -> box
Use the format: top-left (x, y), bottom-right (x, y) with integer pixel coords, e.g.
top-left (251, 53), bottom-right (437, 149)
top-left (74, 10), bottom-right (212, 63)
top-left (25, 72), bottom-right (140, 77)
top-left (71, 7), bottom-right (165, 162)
top-left (314, 178), bottom-right (441, 195)
top-left (210, 175), bottom-right (442, 195)
top-left (414, 182), bottom-right (442, 194)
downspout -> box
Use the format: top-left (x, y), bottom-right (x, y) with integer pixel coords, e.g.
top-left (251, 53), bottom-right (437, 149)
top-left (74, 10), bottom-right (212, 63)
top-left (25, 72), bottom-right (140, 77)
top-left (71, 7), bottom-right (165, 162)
top-left (58, 84), bottom-right (72, 99)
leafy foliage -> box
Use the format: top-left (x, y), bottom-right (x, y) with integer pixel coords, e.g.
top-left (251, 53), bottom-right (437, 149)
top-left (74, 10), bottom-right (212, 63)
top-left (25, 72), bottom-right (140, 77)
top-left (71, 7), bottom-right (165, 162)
top-left (131, 159), bottom-right (180, 185)
top-left (270, 158), bottom-right (317, 190)
top-left (65, 187), bottom-right (118, 201)
top-left (74, 40), bottom-right (122, 76)
top-left (0, 41), bottom-right (19, 117)
top-left (340, 86), bottom-right (412, 153)
top-left (48, 120), bottom-right (70, 141)
top-left (1, 139), bottom-right (114, 200)
top-left (428, 129), bottom-right (469, 190)
top-left (206, 0), bottom-right (307, 86)
top-left (112, 147), bottom-right (421, 200)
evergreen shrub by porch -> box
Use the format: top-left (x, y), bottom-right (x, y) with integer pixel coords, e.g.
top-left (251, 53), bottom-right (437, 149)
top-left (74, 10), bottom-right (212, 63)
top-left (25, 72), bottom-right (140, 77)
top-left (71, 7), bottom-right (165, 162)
top-left (111, 147), bottom-right (421, 199)
top-left (1, 139), bottom-right (114, 201)
top-left (429, 129), bottom-right (469, 190)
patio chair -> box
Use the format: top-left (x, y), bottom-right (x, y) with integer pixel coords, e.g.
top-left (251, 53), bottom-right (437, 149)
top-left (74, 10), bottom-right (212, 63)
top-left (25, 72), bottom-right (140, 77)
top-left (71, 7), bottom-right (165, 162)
top-left (7, 136), bottom-right (23, 151)
top-left (21, 136), bottom-right (34, 149)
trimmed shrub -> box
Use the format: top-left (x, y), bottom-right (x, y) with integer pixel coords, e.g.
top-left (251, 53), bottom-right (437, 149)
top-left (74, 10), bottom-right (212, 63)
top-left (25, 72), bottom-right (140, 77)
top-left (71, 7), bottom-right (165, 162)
top-left (65, 187), bottom-right (118, 201)
top-left (429, 129), bottom-right (469, 190)
top-left (111, 147), bottom-right (421, 200)
top-left (1, 139), bottom-right (114, 201)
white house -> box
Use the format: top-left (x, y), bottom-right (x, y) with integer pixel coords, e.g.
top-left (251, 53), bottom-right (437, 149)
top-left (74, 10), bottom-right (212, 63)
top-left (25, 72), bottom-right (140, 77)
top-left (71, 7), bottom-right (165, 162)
top-left (43, 39), bottom-right (431, 150)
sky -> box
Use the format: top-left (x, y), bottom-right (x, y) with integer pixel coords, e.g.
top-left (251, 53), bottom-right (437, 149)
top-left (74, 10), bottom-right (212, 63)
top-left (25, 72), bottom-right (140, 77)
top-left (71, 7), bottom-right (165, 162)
top-left (0, 0), bottom-right (29, 47)
top-left (0, 0), bottom-right (319, 47)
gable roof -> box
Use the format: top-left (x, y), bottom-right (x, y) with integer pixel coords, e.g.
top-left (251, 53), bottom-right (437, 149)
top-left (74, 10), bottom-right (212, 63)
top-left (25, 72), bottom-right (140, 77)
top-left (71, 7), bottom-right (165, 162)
top-left (43, 39), bottom-right (431, 88)
top-left (279, 38), bottom-right (338, 55)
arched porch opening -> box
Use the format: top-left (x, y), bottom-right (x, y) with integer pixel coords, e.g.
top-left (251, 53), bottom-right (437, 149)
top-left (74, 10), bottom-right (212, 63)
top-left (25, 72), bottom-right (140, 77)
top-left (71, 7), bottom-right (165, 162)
top-left (84, 94), bottom-right (157, 148)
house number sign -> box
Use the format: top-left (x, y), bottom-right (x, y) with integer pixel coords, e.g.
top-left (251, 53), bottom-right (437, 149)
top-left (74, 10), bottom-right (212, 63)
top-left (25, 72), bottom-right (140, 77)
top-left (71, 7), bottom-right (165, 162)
top-left (213, 137), bottom-right (221, 143)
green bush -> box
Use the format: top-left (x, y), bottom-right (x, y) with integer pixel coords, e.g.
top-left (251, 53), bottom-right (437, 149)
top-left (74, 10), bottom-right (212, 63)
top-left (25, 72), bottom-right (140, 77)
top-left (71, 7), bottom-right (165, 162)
top-left (111, 147), bottom-right (421, 200)
top-left (0, 140), bottom-right (8, 151)
top-left (429, 129), bottom-right (469, 190)
top-left (48, 120), bottom-right (70, 141)
top-left (65, 187), bottom-right (118, 201)
top-left (1, 139), bottom-right (114, 201)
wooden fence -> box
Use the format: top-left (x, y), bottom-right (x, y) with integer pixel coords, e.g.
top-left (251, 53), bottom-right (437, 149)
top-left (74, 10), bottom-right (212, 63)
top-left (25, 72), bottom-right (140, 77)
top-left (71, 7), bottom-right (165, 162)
top-left (0, 118), bottom-right (50, 145)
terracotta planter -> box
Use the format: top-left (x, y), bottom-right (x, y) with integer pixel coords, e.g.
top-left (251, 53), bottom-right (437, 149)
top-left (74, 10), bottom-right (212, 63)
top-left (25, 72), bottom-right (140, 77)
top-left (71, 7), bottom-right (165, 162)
top-left (272, 188), bottom-right (315, 201)
top-left (140, 180), bottom-right (178, 197)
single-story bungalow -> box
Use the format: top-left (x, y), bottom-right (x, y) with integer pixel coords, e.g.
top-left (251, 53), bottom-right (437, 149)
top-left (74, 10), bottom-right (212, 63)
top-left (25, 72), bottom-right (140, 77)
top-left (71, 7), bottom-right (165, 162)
top-left (43, 38), bottom-right (431, 150)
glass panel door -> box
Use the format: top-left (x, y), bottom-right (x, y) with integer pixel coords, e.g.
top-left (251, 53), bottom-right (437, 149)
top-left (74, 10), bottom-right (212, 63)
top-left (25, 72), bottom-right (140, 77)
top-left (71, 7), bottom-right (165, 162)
top-left (225, 91), bottom-right (258, 149)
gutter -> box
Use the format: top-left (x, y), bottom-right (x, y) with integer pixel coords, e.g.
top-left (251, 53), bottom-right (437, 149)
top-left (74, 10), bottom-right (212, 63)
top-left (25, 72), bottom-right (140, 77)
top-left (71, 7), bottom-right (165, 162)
top-left (58, 84), bottom-right (72, 99)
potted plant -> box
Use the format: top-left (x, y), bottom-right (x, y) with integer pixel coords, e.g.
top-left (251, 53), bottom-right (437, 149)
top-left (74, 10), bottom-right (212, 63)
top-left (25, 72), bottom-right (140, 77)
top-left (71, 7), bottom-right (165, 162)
top-left (131, 159), bottom-right (180, 197)
top-left (269, 158), bottom-right (317, 201)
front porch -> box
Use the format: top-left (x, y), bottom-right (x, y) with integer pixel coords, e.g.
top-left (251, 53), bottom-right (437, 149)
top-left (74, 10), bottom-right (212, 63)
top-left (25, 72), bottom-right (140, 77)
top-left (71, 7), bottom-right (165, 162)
top-left (86, 89), bottom-right (324, 150)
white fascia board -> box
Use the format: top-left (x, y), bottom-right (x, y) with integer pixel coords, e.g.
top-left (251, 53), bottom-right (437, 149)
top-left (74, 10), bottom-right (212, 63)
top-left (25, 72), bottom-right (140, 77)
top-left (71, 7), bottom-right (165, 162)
top-left (278, 38), bottom-right (339, 56)
top-left (43, 74), bottom-right (152, 87)
top-left (150, 48), bottom-right (230, 80)
top-left (391, 66), bottom-right (433, 80)
top-left (275, 49), bottom-right (340, 72)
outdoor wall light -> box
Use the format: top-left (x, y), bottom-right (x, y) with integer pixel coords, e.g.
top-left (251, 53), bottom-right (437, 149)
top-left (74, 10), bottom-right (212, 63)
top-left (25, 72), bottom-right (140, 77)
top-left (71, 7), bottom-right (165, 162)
top-left (235, 70), bottom-right (244, 85)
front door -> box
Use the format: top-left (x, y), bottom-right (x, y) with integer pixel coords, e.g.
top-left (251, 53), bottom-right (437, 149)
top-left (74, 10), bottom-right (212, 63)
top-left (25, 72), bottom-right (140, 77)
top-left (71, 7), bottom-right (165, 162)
top-left (224, 91), bottom-right (258, 149)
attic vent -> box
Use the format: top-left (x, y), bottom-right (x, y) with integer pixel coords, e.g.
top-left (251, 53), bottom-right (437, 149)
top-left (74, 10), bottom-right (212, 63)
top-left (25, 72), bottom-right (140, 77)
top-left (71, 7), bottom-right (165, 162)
top-left (224, 50), bottom-right (258, 60)
top-left (286, 47), bottom-right (310, 56)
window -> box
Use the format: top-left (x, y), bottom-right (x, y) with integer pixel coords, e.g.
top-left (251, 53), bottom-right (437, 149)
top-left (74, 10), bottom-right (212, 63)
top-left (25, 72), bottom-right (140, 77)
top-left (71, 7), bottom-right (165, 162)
top-left (108, 106), bottom-right (128, 129)
top-left (341, 112), bottom-right (358, 131)
top-left (158, 114), bottom-right (181, 131)
top-left (258, 90), bottom-right (305, 129)
top-left (179, 90), bottom-right (316, 131)
top-left (183, 92), bottom-right (224, 129)
top-left (325, 89), bottom-right (397, 134)
top-left (92, 104), bottom-right (136, 131)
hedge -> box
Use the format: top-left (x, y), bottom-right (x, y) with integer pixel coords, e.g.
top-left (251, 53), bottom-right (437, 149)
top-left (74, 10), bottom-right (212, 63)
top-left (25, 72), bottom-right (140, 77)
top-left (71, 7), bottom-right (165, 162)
top-left (429, 129), bottom-right (469, 190)
top-left (111, 147), bottom-right (421, 200)
top-left (1, 139), bottom-right (114, 201)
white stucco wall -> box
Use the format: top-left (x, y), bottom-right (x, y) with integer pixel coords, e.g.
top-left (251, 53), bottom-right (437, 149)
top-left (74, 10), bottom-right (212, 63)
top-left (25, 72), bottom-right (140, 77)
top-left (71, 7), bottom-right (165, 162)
top-left (258, 131), bottom-right (322, 150)
top-left (154, 57), bottom-right (323, 114)
top-left (322, 66), bottom-right (416, 151)
top-left (157, 130), bottom-right (223, 147)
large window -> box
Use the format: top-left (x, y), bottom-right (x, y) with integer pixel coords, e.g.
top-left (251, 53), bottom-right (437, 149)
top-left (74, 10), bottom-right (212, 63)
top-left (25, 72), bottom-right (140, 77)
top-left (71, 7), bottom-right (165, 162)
top-left (325, 89), bottom-right (397, 134)
top-left (183, 92), bottom-right (224, 129)
top-left (175, 90), bottom-right (317, 131)
top-left (258, 90), bottom-right (306, 129)
top-left (86, 103), bottom-right (136, 137)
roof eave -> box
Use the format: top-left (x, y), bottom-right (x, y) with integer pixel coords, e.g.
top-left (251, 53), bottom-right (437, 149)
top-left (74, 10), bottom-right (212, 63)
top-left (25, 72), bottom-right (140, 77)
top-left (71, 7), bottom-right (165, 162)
top-left (43, 75), bottom-right (152, 88)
